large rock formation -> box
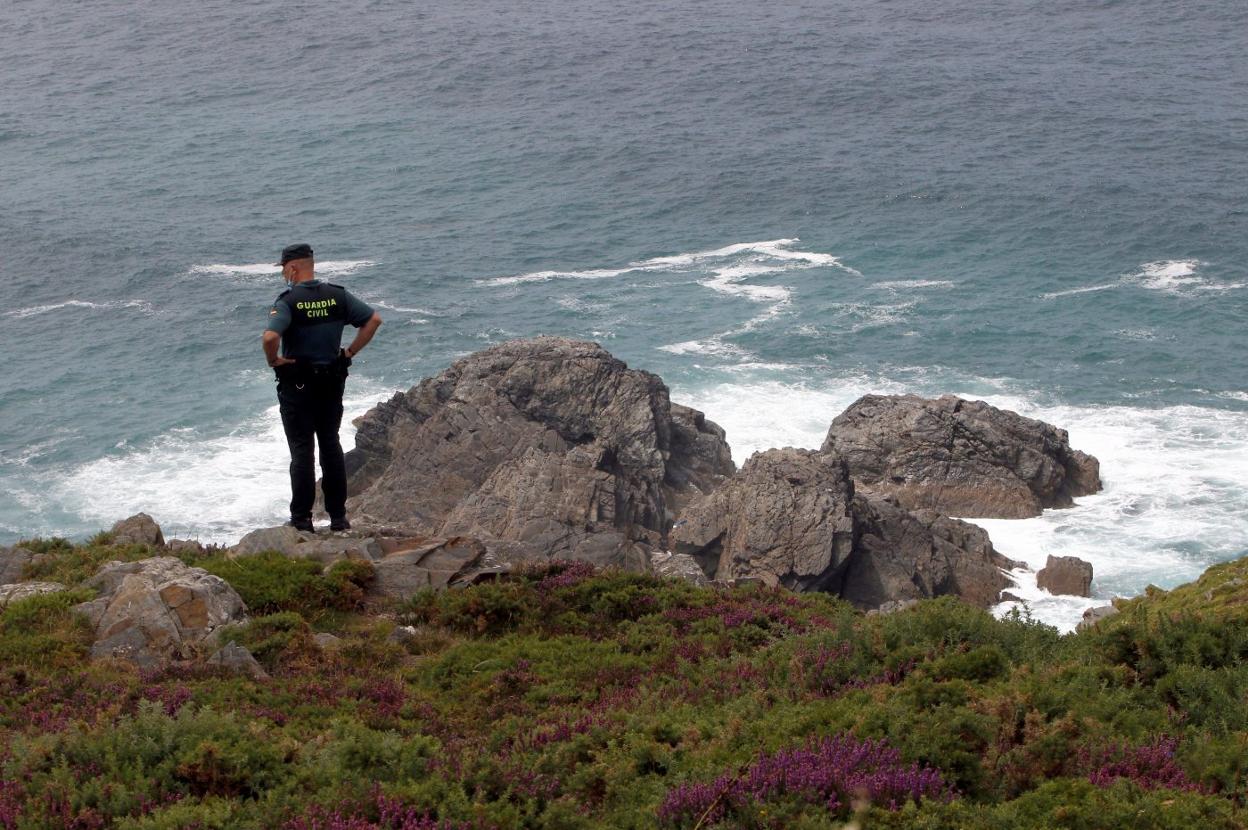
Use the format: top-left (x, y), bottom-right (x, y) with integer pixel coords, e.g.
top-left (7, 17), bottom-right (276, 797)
top-left (670, 448), bottom-right (1017, 608)
top-left (846, 497), bottom-right (1017, 609)
top-left (670, 449), bottom-right (856, 592)
top-left (344, 337), bottom-right (734, 566)
top-left (821, 394), bottom-right (1101, 518)
top-left (73, 558), bottom-right (248, 669)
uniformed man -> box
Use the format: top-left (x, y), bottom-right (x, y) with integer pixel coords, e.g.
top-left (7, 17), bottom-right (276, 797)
top-left (262, 243), bottom-right (382, 532)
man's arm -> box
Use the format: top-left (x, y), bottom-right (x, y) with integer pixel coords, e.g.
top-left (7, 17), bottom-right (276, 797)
top-left (345, 312), bottom-right (382, 358)
top-left (262, 331), bottom-right (295, 367)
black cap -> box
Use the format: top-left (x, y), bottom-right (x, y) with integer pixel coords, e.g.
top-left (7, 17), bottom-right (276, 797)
top-left (276, 243), bottom-right (314, 266)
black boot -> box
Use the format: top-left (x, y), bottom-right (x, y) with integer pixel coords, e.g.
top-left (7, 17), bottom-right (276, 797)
top-left (288, 517), bottom-right (315, 533)
top-left (329, 516), bottom-right (351, 532)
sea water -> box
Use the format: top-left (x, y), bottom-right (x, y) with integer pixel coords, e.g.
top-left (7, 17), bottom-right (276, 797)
top-left (2, 0), bottom-right (1246, 630)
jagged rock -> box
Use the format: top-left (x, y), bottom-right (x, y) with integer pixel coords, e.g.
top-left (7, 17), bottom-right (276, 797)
top-left (229, 525), bottom-right (382, 564)
top-left (369, 536), bottom-right (508, 600)
top-left (0, 546), bottom-right (33, 585)
top-left (821, 394), bottom-right (1101, 518)
top-left (671, 448), bottom-right (1017, 609)
top-left (670, 448), bottom-right (857, 591)
top-left (0, 581), bottom-right (66, 607)
top-left (166, 539), bottom-right (205, 555)
top-left (1078, 603), bottom-right (1119, 630)
top-left (75, 557), bottom-right (248, 669)
top-left (1037, 555), bottom-right (1094, 597)
top-left (649, 550), bottom-right (710, 587)
top-left (344, 337), bottom-right (734, 568)
top-left (207, 642), bottom-right (269, 681)
top-left (1001, 591), bottom-right (1025, 603)
top-left (846, 497), bottom-right (1017, 609)
top-left (110, 513), bottom-right (165, 547)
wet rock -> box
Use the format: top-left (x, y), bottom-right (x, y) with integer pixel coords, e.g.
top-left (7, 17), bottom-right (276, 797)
top-left (75, 557), bottom-right (248, 669)
top-left (206, 642), bottom-right (269, 681)
top-left (1001, 591), bottom-right (1025, 603)
top-left (822, 394), bottom-right (1101, 518)
top-left (1037, 555), bottom-right (1094, 597)
top-left (110, 513), bottom-right (166, 547)
top-left (344, 337), bottom-right (734, 569)
top-left (0, 581), bottom-right (66, 607)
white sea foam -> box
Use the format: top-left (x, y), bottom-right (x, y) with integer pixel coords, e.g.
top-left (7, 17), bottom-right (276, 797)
top-left (1135, 259), bottom-right (1203, 291)
top-left (191, 260), bottom-right (376, 278)
top-left (1040, 283), bottom-right (1120, 300)
top-left (5, 300), bottom-right (154, 319)
top-left (1042, 259), bottom-right (1244, 300)
top-left (38, 379), bottom-right (393, 544)
top-left (870, 279), bottom-right (955, 291)
top-left (674, 372), bottom-right (1248, 632)
top-left (479, 239), bottom-right (859, 356)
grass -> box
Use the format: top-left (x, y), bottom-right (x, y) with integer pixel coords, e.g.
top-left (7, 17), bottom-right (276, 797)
top-left (0, 542), bottom-right (1245, 828)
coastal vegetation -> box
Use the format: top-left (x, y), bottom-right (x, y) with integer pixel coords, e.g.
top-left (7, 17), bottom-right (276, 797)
top-left (1, 538), bottom-right (1246, 828)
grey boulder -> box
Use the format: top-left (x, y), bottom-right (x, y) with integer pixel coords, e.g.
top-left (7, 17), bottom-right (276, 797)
top-left (0, 546), bottom-right (33, 585)
top-left (670, 448), bottom-right (856, 592)
top-left (1037, 555), bottom-right (1094, 597)
top-left (207, 642), bottom-right (270, 681)
top-left (75, 557), bottom-right (248, 669)
top-left (110, 513), bottom-right (166, 547)
top-left (821, 394), bottom-right (1101, 518)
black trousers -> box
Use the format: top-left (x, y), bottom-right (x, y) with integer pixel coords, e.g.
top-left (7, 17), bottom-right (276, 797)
top-left (277, 374), bottom-right (347, 522)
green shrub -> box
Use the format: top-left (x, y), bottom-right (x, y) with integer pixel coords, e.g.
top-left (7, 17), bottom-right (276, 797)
top-left (197, 552), bottom-right (373, 619)
top-left (0, 588), bottom-right (94, 667)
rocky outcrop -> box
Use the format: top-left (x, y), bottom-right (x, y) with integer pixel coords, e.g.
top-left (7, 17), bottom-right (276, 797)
top-left (649, 550), bottom-right (710, 587)
top-left (1037, 555), bottom-right (1094, 597)
top-left (74, 558), bottom-right (248, 669)
top-left (670, 449), bottom-right (856, 592)
top-left (369, 536), bottom-right (507, 599)
top-left (110, 513), bottom-right (165, 547)
top-left (344, 337), bottom-right (734, 566)
top-left (0, 546), bottom-right (33, 585)
top-left (230, 526), bottom-right (382, 564)
top-left (670, 448), bottom-right (1017, 608)
top-left (0, 581), bottom-right (66, 607)
top-left (821, 394), bottom-right (1101, 519)
top-left (846, 497), bottom-right (1018, 609)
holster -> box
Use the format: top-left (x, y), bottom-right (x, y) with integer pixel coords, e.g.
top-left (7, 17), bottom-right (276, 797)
top-left (274, 352), bottom-right (350, 386)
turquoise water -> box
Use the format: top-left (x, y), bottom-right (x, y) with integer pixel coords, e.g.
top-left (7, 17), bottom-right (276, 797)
top-left (2, 0), bottom-right (1246, 627)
